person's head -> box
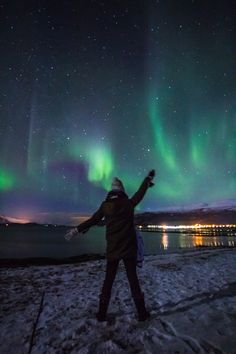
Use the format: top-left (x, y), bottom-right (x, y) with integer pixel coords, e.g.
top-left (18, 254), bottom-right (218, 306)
top-left (111, 177), bottom-right (125, 192)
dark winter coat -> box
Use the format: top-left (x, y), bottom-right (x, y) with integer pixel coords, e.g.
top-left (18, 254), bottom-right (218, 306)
top-left (77, 177), bottom-right (151, 260)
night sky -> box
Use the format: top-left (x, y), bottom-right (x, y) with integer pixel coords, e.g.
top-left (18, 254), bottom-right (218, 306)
top-left (0, 1), bottom-right (236, 223)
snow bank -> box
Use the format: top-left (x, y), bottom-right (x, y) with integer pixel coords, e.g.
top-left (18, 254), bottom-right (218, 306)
top-left (1, 248), bottom-right (236, 354)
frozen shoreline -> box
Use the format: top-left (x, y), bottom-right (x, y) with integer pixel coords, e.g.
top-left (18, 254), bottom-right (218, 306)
top-left (1, 248), bottom-right (236, 353)
top-left (0, 246), bottom-right (234, 267)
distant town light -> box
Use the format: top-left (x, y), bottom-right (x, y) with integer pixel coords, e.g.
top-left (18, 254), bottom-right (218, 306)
top-left (137, 224), bottom-right (236, 230)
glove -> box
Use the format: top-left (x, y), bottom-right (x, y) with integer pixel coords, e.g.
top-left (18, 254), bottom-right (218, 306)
top-left (147, 169), bottom-right (155, 187)
top-left (148, 169), bottom-right (155, 179)
top-left (65, 227), bottom-right (78, 241)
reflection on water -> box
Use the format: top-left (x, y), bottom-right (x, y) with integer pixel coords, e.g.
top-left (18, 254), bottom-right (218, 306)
top-left (141, 228), bottom-right (236, 255)
top-left (0, 225), bottom-right (236, 259)
top-left (179, 233), bottom-right (205, 248)
top-left (161, 232), bottom-right (169, 250)
top-left (184, 233), bottom-right (235, 248)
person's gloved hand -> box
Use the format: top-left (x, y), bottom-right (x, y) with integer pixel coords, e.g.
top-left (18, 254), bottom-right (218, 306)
top-left (147, 169), bottom-right (155, 187)
top-left (148, 169), bottom-right (155, 179)
top-left (65, 227), bottom-right (78, 241)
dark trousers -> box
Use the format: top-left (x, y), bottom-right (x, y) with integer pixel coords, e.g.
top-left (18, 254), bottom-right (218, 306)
top-left (100, 258), bottom-right (143, 302)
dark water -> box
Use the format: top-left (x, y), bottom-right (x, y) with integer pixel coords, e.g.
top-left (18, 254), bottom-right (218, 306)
top-left (0, 225), bottom-right (236, 259)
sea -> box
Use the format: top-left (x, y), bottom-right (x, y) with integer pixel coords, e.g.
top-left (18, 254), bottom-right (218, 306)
top-left (0, 224), bottom-right (236, 259)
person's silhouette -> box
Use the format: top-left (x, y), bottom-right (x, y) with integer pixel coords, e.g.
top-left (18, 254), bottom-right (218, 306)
top-left (65, 170), bottom-right (155, 321)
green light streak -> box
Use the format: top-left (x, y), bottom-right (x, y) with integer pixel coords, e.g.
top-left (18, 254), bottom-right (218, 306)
top-left (0, 169), bottom-right (15, 190)
top-left (148, 97), bottom-right (176, 171)
top-left (87, 146), bottom-right (113, 190)
top-left (190, 115), bottom-right (212, 171)
top-left (147, 92), bottom-right (192, 201)
top-left (69, 141), bottom-right (114, 190)
top-left (191, 137), bottom-right (207, 170)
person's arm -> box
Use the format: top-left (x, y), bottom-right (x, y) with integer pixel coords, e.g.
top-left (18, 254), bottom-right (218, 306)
top-left (77, 205), bottom-right (104, 233)
top-left (65, 204), bottom-right (104, 241)
top-left (130, 170), bottom-right (155, 207)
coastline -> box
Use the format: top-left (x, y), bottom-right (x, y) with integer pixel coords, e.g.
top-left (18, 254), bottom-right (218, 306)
top-left (0, 245), bottom-right (234, 268)
top-left (0, 253), bottom-right (105, 268)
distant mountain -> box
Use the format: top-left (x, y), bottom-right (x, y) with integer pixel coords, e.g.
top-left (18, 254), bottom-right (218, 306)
top-left (152, 199), bottom-right (236, 213)
top-left (0, 215), bottom-right (10, 224)
top-left (203, 199), bottom-right (236, 211)
top-left (1, 199), bottom-right (235, 226)
top-left (135, 200), bottom-right (236, 226)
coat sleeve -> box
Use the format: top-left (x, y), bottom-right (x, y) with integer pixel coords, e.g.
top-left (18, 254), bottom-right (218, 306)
top-left (77, 204), bottom-right (104, 233)
top-left (130, 177), bottom-right (151, 207)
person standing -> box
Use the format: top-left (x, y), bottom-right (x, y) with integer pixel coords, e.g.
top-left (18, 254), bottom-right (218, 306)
top-left (65, 170), bottom-right (155, 321)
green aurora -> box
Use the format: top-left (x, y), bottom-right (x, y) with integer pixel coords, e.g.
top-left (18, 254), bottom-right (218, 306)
top-left (0, 1), bottom-right (235, 218)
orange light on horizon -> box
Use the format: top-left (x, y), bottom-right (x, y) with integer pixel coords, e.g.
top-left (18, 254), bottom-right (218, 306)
top-left (5, 216), bottom-right (31, 224)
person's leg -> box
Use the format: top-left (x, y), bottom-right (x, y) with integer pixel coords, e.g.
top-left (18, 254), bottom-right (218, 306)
top-left (97, 259), bottom-right (119, 321)
top-left (123, 258), bottom-right (150, 321)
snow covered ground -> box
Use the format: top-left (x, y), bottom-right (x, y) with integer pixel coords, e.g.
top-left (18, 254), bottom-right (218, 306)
top-left (1, 248), bottom-right (236, 354)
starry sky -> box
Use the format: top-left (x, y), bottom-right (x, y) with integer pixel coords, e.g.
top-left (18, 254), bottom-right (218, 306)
top-left (0, 1), bottom-right (236, 222)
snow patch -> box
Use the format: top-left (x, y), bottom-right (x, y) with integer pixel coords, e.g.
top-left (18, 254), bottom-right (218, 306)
top-left (1, 248), bottom-right (236, 353)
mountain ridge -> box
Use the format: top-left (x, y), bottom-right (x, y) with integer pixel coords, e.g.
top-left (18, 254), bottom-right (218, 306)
top-left (1, 199), bottom-right (236, 226)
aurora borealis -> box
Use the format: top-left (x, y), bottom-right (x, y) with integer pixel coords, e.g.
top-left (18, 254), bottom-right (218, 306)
top-left (0, 1), bottom-right (236, 222)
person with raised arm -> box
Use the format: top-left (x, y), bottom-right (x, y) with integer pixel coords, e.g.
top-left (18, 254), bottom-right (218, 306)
top-left (65, 169), bottom-right (155, 321)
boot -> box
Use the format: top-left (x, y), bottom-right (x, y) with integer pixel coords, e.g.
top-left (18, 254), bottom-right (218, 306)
top-left (134, 297), bottom-right (150, 321)
top-left (96, 297), bottom-right (109, 322)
